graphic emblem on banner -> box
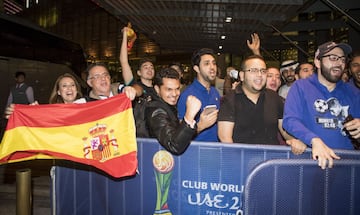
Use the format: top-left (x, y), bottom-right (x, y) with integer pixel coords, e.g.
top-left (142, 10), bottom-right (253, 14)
top-left (153, 150), bottom-right (174, 215)
top-left (83, 123), bottom-right (120, 161)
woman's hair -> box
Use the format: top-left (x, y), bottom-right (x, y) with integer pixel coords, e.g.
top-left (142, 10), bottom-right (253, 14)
top-left (49, 73), bottom-right (83, 104)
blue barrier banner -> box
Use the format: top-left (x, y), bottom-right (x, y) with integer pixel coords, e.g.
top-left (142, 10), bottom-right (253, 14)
top-left (52, 138), bottom-right (360, 215)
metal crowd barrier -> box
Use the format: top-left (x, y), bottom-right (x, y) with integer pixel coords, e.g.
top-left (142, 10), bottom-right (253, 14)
top-left (51, 138), bottom-right (360, 215)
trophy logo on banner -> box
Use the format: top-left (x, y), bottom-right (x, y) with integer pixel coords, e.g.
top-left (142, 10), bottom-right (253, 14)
top-left (153, 150), bottom-right (175, 215)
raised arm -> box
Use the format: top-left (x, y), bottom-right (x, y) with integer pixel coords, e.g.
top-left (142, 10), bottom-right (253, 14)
top-left (120, 27), bottom-right (135, 85)
top-left (247, 33), bottom-right (261, 56)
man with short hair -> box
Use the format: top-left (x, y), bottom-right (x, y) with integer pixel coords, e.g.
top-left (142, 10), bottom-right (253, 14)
top-left (295, 62), bottom-right (314, 80)
top-left (169, 62), bottom-right (186, 91)
top-left (177, 48), bottom-right (220, 142)
top-left (266, 67), bottom-right (282, 92)
top-left (283, 41), bottom-right (360, 169)
top-left (218, 55), bottom-right (303, 151)
top-left (79, 63), bottom-right (140, 102)
top-left (7, 71), bottom-right (34, 106)
top-left (146, 67), bottom-right (202, 155)
top-left (278, 60), bottom-right (299, 99)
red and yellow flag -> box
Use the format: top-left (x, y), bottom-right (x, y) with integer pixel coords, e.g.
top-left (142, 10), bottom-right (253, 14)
top-left (0, 94), bottom-right (137, 178)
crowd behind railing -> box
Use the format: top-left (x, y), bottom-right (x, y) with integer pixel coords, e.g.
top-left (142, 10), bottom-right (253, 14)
top-left (3, 26), bottom-right (360, 171)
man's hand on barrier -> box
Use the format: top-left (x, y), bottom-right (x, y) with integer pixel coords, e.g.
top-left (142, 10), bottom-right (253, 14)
top-left (311, 138), bottom-right (340, 169)
top-left (286, 139), bottom-right (307, 155)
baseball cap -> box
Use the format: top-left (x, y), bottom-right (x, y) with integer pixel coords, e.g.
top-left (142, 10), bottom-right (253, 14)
top-left (315, 41), bottom-right (352, 59)
top-left (280, 60), bottom-right (299, 74)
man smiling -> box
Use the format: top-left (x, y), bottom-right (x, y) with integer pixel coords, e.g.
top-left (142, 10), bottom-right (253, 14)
top-left (283, 41), bottom-right (360, 169)
top-left (145, 67), bottom-right (202, 155)
top-left (218, 55), bottom-right (300, 147)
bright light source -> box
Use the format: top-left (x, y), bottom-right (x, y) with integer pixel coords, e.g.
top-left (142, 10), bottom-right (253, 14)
top-left (225, 17), bottom-right (232, 22)
top-left (221, 35), bottom-right (226, 40)
top-left (219, 45), bottom-right (223, 49)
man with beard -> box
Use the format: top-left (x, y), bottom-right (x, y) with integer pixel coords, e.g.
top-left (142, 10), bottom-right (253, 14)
top-left (218, 55), bottom-right (305, 154)
top-left (283, 41), bottom-right (360, 169)
top-left (348, 50), bottom-right (360, 93)
top-left (177, 48), bottom-right (220, 142)
top-left (278, 60), bottom-right (298, 99)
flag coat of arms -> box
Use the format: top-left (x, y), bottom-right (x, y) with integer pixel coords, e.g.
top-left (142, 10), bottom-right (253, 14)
top-left (0, 94), bottom-right (137, 178)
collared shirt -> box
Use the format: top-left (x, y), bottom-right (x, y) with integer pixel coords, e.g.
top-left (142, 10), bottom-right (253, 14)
top-left (218, 86), bottom-right (284, 144)
top-left (177, 78), bottom-right (220, 142)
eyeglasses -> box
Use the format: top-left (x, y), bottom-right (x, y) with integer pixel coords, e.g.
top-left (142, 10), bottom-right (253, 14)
top-left (321, 54), bottom-right (346, 64)
top-left (88, 72), bottom-right (110, 80)
top-left (244, 68), bottom-right (267, 75)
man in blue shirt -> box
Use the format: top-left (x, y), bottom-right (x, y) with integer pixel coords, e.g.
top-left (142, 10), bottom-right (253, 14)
top-left (177, 48), bottom-right (220, 142)
top-left (283, 41), bottom-right (360, 169)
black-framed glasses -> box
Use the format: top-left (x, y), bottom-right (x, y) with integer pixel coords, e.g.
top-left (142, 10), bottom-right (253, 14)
top-left (322, 54), bottom-right (346, 63)
top-left (244, 68), bottom-right (267, 75)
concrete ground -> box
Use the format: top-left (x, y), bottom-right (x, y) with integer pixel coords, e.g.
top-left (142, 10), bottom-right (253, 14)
top-left (0, 160), bottom-right (52, 215)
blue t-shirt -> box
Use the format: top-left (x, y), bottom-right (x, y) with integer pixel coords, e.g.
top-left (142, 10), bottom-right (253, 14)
top-left (283, 74), bottom-right (360, 149)
top-left (177, 78), bottom-right (220, 142)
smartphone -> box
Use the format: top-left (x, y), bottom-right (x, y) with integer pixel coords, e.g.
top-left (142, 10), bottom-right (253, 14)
top-left (203, 105), bottom-right (217, 115)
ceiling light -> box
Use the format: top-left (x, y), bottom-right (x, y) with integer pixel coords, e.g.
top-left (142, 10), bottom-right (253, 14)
top-left (225, 17), bottom-right (232, 23)
top-left (221, 35), bottom-right (226, 40)
top-left (219, 45), bottom-right (223, 49)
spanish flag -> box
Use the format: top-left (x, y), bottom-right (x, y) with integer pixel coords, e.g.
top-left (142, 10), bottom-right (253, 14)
top-left (0, 94), bottom-right (137, 178)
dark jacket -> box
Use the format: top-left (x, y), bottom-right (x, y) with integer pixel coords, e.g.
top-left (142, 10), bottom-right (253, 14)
top-left (145, 96), bottom-right (196, 155)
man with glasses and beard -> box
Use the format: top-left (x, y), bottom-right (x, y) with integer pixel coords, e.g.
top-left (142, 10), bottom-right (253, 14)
top-left (283, 41), bottom-right (360, 169)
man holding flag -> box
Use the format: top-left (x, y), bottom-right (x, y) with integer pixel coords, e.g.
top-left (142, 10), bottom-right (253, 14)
top-left (1, 63), bottom-right (141, 178)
